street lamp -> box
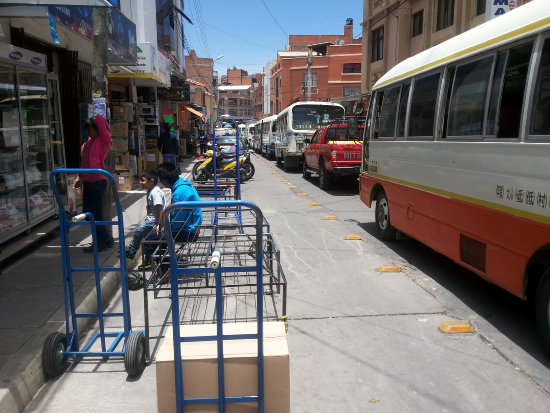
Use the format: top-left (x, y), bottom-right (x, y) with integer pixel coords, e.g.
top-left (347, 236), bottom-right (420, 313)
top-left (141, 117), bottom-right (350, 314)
top-left (211, 55), bottom-right (224, 130)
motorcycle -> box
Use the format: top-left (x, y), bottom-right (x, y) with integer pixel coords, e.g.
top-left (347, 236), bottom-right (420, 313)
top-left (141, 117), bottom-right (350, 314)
top-left (192, 149), bottom-right (255, 182)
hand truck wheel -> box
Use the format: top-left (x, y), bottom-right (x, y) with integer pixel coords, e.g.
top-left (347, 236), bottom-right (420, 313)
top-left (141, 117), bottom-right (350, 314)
top-left (42, 332), bottom-right (68, 378)
top-left (124, 331), bottom-right (146, 377)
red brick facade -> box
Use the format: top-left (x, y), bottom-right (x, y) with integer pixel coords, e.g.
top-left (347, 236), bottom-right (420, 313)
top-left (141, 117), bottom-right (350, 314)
top-left (271, 23), bottom-right (362, 113)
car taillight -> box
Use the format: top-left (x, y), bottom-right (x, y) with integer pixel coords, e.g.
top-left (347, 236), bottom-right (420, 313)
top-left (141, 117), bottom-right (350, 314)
top-left (331, 150), bottom-right (337, 161)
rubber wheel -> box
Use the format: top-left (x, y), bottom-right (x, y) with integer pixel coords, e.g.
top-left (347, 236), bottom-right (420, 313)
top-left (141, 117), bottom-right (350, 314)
top-left (42, 332), bottom-right (68, 378)
top-left (192, 162), bottom-right (205, 182)
top-left (536, 268), bottom-right (550, 353)
top-left (302, 159), bottom-right (311, 179)
top-left (124, 331), bottom-right (146, 377)
top-left (276, 156), bottom-right (282, 165)
top-left (319, 162), bottom-right (332, 190)
top-left (243, 161), bottom-right (255, 180)
top-left (375, 192), bottom-right (397, 241)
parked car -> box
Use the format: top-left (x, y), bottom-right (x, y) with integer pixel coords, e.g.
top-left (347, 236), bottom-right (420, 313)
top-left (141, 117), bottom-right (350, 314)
top-left (302, 121), bottom-right (363, 189)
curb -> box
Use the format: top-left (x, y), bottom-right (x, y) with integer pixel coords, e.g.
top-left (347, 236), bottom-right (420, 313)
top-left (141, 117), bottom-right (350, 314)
top-left (0, 263), bottom-right (121, 413)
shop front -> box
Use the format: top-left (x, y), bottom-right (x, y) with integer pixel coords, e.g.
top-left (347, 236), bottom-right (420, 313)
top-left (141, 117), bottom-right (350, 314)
top-left (0, 43), bottom-right (64, 243)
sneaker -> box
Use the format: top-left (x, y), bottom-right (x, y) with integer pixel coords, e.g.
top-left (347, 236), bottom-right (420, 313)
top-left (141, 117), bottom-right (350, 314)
top-left (137, 262), bottom-right (152, 270)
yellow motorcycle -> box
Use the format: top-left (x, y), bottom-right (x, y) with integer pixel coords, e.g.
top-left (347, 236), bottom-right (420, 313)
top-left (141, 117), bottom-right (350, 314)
top-left (192, 149), bottom-right (255, 182)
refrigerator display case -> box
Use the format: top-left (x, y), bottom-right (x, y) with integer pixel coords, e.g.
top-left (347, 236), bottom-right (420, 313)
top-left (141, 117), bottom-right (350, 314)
top-left (0, 45), bottom-right (65, 244)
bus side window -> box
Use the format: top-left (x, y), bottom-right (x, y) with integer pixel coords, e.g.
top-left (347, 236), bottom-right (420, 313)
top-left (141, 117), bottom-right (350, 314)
top-left (530, 38), bottom-right (550, 136)
top-left (447, 56), bottom-right (494, 137)
top-left (372, 91), bottom-right (385, 139)
top-left (397, 83), bottom-right (410, 138)
top-left (496, 41), bottom-right (534, 138)
top-left (486, 52), bottom-right (507, 136)
top-left (378, 85), bottom-right (400, 138)
top-left (408, 72), bottom-right (441, 139)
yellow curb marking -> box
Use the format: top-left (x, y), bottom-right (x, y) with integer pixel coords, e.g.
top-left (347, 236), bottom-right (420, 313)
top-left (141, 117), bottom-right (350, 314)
top-left (438, 320), bottom-right (475, 334)
top-left (298, 193), bottom-right (307, 197)
top-left (377, 265), bottom-right (402, 272)
top-left (344, 235), bottom-right (362, 240)
top-left (323, 216), bottom-right (337, 220)
top-left (439, 320), bottom-right (475, 334)
top-left (281, 180), bottom-right (289, 182)
top-left (370, 398), bottom-right (380, 404)
top-left (308, 203), bottom-right (320, 206)
top-left (289, 186), bottom-right (297, 189)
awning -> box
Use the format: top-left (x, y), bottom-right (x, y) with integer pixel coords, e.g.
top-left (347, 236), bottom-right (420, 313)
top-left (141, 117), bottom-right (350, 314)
top-left (185, 106), bottom-right (205, 120)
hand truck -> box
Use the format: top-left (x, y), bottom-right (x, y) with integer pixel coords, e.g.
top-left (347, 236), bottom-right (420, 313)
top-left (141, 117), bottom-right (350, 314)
top-left (42, 169), bottom-right (146, 378)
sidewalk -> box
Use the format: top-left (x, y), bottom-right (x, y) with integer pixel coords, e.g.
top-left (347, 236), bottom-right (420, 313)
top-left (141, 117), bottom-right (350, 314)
top-left (0, 158), bottom-right (195, 413)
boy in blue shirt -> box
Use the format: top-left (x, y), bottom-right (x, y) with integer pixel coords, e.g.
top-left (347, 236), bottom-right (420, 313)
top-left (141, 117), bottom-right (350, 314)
top-left (140, 163), bottom-right (202, 269)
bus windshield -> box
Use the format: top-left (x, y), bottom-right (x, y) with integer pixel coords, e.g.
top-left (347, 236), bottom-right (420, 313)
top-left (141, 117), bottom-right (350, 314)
top-left (292, 105), bottom-right (344, 130)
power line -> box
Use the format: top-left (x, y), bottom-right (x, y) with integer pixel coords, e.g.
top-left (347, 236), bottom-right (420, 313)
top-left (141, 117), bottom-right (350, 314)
top-left (204, 23), bottom-right (276, 51)
top-left (259, 0), bottom-right (288, 37)
top-left (192, 0), bottom-right (211, 58)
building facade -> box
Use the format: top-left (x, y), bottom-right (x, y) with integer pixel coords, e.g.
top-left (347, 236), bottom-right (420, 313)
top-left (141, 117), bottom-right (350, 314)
top-left (361, 0), bottom-right (533, 93)
top-left (269, 20), bottom-right (362, 114)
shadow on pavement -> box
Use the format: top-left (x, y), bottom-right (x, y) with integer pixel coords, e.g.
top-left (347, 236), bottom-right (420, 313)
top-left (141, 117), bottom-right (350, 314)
top-left (358, 220), bottom-right (550, 368)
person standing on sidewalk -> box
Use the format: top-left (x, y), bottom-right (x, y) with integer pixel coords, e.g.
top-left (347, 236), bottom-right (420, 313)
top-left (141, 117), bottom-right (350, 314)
top-left (125, 169), bottom-right (165, 262)
top-left (73, 114), bottom-right (114, 252)
top-left (158, 123), bottom-right (178, 165)
top-left (198, 129), bottom-right (208, 154)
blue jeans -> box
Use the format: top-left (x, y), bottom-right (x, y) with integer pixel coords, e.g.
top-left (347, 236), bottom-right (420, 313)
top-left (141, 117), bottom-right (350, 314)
top-left (127, 218), bottom-right (155, 258)
top-left (83, 180), bottom-right (113, 248)
top-left (143, 229), bottom-right (198, 264)
top-left (163, 154), bottom-right (177, 165)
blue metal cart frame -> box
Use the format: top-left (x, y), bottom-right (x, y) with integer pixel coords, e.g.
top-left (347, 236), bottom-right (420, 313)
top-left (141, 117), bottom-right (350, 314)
top-left (163, 200), bottom-right (265, 413)
top-left (42, 169), bottom-right (146, 378)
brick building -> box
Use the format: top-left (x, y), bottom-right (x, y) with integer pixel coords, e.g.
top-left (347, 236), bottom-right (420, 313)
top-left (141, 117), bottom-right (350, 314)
top-left (218, 67), bottom-right (264, 121)
top-left (270, 20), bottom-right (362, 114)
top-left (185, 50), bottom-right (215, 124)
top-left (361, 0), bottom-right (533, 93)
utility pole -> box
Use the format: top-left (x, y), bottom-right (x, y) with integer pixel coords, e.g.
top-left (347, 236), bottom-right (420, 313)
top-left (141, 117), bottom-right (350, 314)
top-left (307, 47), bottom-right (312, 101)
top-left (92, 8), bottom-right (114, 236)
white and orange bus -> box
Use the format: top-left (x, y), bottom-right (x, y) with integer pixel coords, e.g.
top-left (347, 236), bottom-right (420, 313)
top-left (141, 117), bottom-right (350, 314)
top-left (360, 0), bottom-right (550, 350)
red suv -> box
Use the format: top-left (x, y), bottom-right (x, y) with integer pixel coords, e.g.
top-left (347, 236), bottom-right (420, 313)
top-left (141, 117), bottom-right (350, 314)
top-left (302, 123), bottom-right (363, 189)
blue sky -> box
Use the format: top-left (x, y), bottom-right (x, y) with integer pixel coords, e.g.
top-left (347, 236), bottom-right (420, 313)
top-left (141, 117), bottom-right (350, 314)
top-left (183, 0), bottom-right (363, 76)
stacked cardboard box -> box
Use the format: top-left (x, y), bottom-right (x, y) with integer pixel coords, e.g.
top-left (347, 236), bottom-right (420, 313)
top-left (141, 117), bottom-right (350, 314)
top-left (115, 169), bottom-right (132, 192)
top-left (156, 322), bottom-right (290, 412)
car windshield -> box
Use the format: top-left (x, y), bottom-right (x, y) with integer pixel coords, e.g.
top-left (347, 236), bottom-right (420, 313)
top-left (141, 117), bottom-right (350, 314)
top-left (292, 105), bottom-right (344, 130)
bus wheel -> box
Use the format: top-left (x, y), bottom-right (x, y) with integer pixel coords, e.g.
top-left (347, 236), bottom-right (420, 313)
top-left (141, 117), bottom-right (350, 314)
top-left (375, 193), bottom-right (396, 241)
top-left (536, 268), bottom-right (550, 353)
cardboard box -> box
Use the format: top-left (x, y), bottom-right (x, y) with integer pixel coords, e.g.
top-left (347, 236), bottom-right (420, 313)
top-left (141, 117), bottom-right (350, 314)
top-left (115, 170), bottom-right (132, 192)
top-left (146, 137), bottom-right (158, 149)
top-left (136, 156), bottom-right (146, 176)
top-left (156, 322), bottom-right (290, 413)
top-left (110, 120), bottom-right (128, 137)
top-left (112, 136), bottom-right (128, 152)
top-left (115, 151), bottom-right (130, 167)
top-left (112, 105), bottom-right (128, 121)
top-left (146, 150), bottom-right (162, 169)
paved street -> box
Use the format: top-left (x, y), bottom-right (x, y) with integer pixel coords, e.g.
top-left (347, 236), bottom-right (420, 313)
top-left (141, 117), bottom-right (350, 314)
top-left (24, 154), bottom-right (550, 412)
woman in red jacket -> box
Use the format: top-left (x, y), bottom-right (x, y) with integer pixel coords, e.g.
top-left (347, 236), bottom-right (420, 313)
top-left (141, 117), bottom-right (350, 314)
top-left (73, 115), bottom-right (114, 252)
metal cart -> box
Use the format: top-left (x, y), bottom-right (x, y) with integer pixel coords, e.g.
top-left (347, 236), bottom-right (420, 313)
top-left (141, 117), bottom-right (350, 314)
top-left (42, 169), bottom-right (146, 378)
top-left (163, 200), bottom-right (276, 412)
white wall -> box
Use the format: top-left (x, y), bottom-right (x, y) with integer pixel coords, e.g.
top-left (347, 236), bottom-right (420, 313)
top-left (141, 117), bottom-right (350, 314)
top-left (263, 59), bottom-right (276, 115)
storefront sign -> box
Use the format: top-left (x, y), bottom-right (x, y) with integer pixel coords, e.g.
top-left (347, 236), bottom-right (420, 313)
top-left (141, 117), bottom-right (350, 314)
top-left (486, 0), bottom-right (516, 20)
top-left (109, 42), bottom-right (170, 87)
top-left (106, 7), bottom-right (137, 64)
top-left (0, 43), bottom-right (46, 69)
top-left (48, 6), bottom-right (93, 41)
